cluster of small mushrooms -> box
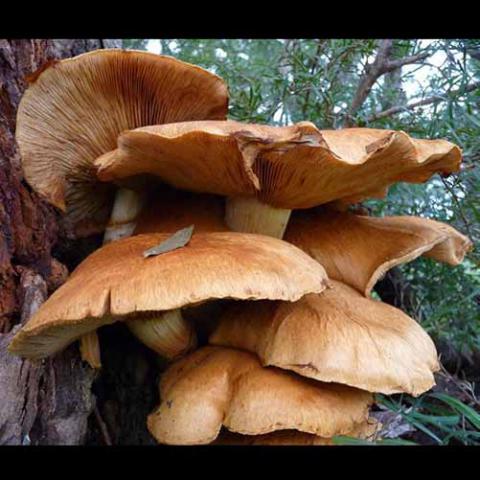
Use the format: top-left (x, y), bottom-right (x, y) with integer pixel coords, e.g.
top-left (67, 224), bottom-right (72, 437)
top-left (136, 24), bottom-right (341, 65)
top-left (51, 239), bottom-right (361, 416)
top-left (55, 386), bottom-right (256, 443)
top-left (9, 49), bottom-right (473, 445)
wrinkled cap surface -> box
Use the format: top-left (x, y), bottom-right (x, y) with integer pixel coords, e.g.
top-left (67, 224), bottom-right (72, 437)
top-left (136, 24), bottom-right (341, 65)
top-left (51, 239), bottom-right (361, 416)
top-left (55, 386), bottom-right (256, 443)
top-left (95, 120), bottom-right (319, 197)
top-left (147, 346), bottom-right (373, 445)
top-left (9, 232), bottom-right (328, 359)
top-left (95, 122), bottom-right (461, 209)
top-left (211, 281), bottom-right (440, 396)
top-left (285, 208), bottom-right (473, 296)
top-left (16, 49), bottom-right (229, 235)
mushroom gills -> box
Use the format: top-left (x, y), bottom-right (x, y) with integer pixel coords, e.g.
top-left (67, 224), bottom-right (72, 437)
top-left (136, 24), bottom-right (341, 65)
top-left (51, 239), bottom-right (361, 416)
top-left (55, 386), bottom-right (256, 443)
top-left (79, 186), bottom-right (144, 368)
top-left (126, 309), bottom-right (197, 360)
top-left (225, 196), bottom-right (291, 239)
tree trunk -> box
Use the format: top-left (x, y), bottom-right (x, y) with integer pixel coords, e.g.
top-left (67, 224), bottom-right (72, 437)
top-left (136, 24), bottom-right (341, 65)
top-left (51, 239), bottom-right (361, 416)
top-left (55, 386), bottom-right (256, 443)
top-left (0, 39), bottom-right (142, 446)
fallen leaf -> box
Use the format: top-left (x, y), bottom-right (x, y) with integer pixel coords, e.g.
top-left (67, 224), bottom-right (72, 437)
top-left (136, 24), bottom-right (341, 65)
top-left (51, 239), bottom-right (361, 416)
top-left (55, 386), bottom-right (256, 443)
top-left (143, 225), bottom-right (194, 258)
top-left (371, 408), bottom-right (415, 439)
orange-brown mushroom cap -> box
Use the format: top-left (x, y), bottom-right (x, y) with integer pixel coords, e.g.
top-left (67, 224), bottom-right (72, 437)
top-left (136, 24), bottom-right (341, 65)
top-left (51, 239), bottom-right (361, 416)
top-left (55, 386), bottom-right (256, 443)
top-left (16, 49), bottom-right (228, 235)
top-left (147, 346), bottom-right (373, 445)
top-left (95, 122), bottom-right (461, 209)
top-left (8, 232), bottom-right (328, 359)
top-left (95, 120), bottom-right (319, 198)
top-left (210, 281), bottom-right (440, 396)
top-left (284, 209), bottom-right (473, 296)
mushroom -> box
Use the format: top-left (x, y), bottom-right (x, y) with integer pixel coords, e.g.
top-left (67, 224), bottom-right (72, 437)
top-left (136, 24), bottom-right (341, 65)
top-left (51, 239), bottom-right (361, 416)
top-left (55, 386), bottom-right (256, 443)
top-left (146, 346), bottom-right (373, 445)
top-left (133, 187), bottom-right (228, 235)
top-left (95, 120), bottom-right (319, 238)
top-left (214, 419), bottom-right (380, 445)
top-left (210, 281), bottom-right (440, 396)
top-left (284, 208), bottom-right (473, 297)
top-left (95, 121), bottom-right (461, 239)
top-left (16, 49), bottom-right (228, 366)
top-left (16, 49), bottom-right (228, 239)
top-left (8, 231), bottom-right (328, 361)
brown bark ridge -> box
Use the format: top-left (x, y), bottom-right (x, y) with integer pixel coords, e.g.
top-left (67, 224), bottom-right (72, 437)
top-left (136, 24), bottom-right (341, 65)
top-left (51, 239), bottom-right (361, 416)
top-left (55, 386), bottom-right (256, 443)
top-left (0, 39), bottom-right (120, 445)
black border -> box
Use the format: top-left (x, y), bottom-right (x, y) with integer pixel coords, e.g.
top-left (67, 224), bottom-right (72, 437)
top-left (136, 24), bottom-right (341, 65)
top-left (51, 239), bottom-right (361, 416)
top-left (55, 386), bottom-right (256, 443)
top-left (2, 5), bottom-right (479, 38)
top-left (0, 444), bottom-right (476, 473)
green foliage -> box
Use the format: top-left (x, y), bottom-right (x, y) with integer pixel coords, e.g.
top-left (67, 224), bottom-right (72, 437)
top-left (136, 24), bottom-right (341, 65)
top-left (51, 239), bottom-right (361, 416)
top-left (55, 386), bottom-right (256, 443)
top-left (332, 436), bottom-right (418, 446)
top-left (122, 39), bottom-right (148, 50)
top-left (333, 390), bottom-right (480, 446)
top-left (375, 393), bottom-right (480, 445)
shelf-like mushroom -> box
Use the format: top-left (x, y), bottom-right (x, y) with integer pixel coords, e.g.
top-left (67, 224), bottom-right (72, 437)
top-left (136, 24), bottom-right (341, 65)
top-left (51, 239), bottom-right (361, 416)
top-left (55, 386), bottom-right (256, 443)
top-left (211, 281), bottom-right (440, 396)
top-left (285, 208), bottom-right (473, 297)
top-left (17, 49), bottom-right (228, 239)
top-left (16, 49), bottom-right (229, 367)
top-left (95, 121), bottom-right (461, 239)
top-left (147, 346), bottom-right (373, 445)
top-left (95, 120), bottom-right (318, 238)
top-left (8, 231), bottom-right (328, 361)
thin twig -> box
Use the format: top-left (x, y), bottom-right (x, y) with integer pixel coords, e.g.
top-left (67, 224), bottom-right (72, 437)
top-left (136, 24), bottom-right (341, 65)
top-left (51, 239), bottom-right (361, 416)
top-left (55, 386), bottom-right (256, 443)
top-left (439, 177), bottom-right (475, 239)
top-left (345, 40), bottom-right (432, 126)
top-left (301, 40), bottom-right (325, 117)
top-left (366, 80), bottom-right (480, 122)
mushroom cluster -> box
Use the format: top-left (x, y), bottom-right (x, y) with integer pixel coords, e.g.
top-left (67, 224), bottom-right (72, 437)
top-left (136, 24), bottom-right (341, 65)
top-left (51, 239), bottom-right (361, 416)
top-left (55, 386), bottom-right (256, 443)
top-left (9, 49), bottom-right (472, 445)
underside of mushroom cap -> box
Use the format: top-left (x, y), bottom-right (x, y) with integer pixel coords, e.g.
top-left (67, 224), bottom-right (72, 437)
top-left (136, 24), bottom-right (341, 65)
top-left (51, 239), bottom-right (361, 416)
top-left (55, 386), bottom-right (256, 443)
top-left (256, 128), bottom-right (462, 208)
top-left (285, 208), bottom-right (473, 296)
top-left (16, 49), bottom-right (229, 235)
top-left (210, 281), bottom-right (440, 396)
top-left (133, 187), bottom-right (228, 234)
top-left (147, 346), bottom-right (373, 445)
top-left (214, 418), bottom-right (381, 445)
top-left (8, 231), bottom-right (328, 359)
top-left (95, 122), bottom-right (461, 209)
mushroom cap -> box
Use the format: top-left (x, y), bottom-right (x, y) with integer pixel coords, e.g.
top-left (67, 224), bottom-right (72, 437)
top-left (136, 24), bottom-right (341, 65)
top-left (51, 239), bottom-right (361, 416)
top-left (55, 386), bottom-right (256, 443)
top-left (9, 232), bottom-right (328, 359)
top-left (95, 120), bottom-right (319, 197)
top-left (16, 49), bottom-right (228, 235)
top-left (285, 208), bottom-right (473, 296)
top-left (210, 281), bottom-right (440, 396)
top-left (134, 187), bottom-right (228, 235)
top-left (95, 121), bottom-right (461, 209)
top-left (214, 418), bottom-right (380, 445)
top-left (147, 346), bottom-right (373, 445)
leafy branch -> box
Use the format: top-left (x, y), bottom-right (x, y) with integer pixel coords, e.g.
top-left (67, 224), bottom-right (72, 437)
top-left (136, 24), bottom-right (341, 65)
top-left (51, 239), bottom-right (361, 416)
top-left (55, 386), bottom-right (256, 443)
top-left (366, 80), bottom-right (480, 122)
top-left (344, 40), bottom-right (431, 126)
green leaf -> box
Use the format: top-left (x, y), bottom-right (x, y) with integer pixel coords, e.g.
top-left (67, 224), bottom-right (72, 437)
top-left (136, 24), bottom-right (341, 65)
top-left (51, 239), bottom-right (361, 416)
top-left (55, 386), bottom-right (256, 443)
top-left (375, 438), bottom-right (418, 446)
top-left (430, 393), bottom-right (480, 430)
top-left (331, 436), bottom-right (373, 445)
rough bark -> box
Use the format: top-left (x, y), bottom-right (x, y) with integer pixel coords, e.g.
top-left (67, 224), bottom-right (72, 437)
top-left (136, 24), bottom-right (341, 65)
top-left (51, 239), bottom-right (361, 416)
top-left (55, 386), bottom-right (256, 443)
top-left (0, 39), bottom-right (121, 446)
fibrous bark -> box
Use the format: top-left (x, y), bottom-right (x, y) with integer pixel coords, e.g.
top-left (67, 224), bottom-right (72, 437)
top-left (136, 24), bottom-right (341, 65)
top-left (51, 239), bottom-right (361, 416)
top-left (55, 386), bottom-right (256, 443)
top-left (0, 39), bottom-right (120, 445)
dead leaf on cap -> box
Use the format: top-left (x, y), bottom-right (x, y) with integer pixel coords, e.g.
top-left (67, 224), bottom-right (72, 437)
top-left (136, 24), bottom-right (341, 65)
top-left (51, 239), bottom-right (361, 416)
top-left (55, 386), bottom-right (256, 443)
top-left (143, 225), bottom-right (194, 258)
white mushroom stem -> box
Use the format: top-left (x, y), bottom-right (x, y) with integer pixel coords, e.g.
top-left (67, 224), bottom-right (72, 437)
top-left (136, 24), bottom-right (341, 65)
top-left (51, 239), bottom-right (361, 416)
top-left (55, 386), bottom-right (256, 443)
top-left (225, 196), bottom-right (292, 239)
top-left (126, 310), bottom-right (197, 359)
top-left (103, 187), bottom-right (145, 244)
top-left (80, 187), bottom-right (144, 369)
